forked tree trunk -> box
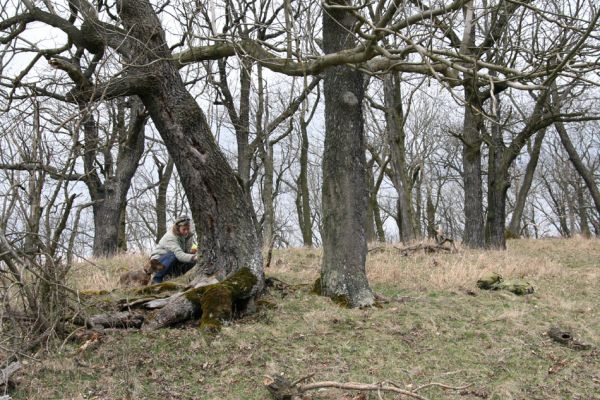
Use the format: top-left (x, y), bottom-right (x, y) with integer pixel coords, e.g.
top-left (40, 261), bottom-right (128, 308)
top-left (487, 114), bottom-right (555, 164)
top-left (117, 0), bottom-right (263, 288)
top-left (507, 129), bottom-right (546, 237)
top-left (83, 98), bottom-right (146, 257)
top-left (318, 0), bottom-right (374, 308)
top-left (383, 73), bottom-right (414, 244)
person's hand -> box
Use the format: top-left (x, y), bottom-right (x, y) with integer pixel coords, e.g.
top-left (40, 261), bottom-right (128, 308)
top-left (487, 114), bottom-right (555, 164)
top-left (191, 254), bottom-right (197, 262)
top-left (191, 248), bottom-right (197, 254)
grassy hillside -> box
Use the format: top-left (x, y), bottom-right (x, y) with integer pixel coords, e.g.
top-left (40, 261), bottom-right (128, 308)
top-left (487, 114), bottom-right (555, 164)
top-left (11, 239), bottom-right (600, 399)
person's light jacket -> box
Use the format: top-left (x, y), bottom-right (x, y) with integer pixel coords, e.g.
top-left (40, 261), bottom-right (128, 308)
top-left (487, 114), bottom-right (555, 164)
top-left (150, 231), bottom-right (195, 263)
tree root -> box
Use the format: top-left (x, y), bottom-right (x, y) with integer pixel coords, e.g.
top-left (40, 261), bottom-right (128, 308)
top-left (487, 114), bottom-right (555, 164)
top-left (264, 374), bottom-right (471, 400)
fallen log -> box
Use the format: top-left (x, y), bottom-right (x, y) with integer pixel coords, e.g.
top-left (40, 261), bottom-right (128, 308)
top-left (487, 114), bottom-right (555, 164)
top-left (86, 311), bottom-right (144, 330)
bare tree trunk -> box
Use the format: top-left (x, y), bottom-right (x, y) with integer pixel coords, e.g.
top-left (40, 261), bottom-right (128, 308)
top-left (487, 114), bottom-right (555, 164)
top-left (485, 112), bottom-right (509, 249)
top-left (118, 0), bottom-right (263, 287)
top-left (318, 0), bottom-right (373, 308)
top-left (462, 95), bottom-right (485, 248)
top-left (576, 182), bottom-right (591, 238)
top-left (383, 73), bottom-right (414, 244)
top-left (155, 156), bottom-right (174, 242)
top-left (297, 92), bottom-right (314, 247)
top-left (426, 189), bottom-right (436, 239)
top-left (117, 201), bottom-right (128, 252)
top-left (82, 98), bottom-right (146, 257)
top-left (365, 161), bottom-right (377, 242)
top-left (554, 120), bottom-right (600, 217)
top-left (261, 144), bottom-right (275, 246)
top-left (507, 129), bottom-right (546, 237)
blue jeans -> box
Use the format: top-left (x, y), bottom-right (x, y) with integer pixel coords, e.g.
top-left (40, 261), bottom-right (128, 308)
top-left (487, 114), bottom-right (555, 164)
top-left (152, 252), bottom-right (195, 284)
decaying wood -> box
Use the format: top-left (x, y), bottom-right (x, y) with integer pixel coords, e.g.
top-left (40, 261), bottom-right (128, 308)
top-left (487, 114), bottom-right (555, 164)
top-left (264, 374), bottom-right (471, 400)
top-left (547, 326), bottom-right (592, 350)
top-left (86, 311), bottom-right (144, 330)
top-left (142, 268), bottom-right (256, 331)
top-left (1, 361), bottom-right (21, 387)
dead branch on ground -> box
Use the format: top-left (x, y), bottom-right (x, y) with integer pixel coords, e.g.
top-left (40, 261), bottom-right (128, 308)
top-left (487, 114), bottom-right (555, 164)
top-left (264, 374), bottom-right (471, 400)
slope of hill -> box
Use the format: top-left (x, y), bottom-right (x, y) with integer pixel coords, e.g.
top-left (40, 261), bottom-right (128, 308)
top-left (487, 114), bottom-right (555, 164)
top-left (11, 239), bottom-right (600, 399)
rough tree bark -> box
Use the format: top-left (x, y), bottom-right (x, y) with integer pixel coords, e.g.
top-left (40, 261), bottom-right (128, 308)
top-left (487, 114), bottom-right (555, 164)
top-left (318, 0), bottom-right (374, 308)
top-left (461, 91), bottom-right (485, 248)
top-left (485, 108), bottom-right (509, 249)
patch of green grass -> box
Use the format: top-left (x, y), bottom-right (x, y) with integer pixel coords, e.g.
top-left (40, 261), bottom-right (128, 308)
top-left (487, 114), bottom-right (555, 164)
top-left (10, 239), bottom-right (600, 399)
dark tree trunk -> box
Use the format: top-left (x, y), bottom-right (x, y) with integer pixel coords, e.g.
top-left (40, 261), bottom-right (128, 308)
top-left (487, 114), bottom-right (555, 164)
top-left (297, 113), bottom-right (313, 246)
top-left (576, 182), bottom-right (591, 238)
top-left (155, 157), bottom-right (174, 242)
top-left (117, 202), bottom-right (127, 252)
top-left (554, 120), bottom-right (600, 217)
top-left (383, 73), bottom-right (414, 243)
top-left (83, 98), bottom-right (146, 257)
top-left (319, 0), bottom-right (373, 308)
top-left (507, 129), bottom-right (546, 237)
top-left (365, 162), bottom-right (377, 243)
top-left (485, 114), bottom-right (509, 249)
top-left (118, 0), bottom-right (263, 287)
top-left (461, 94), bottom-right (485, 248)
top-left (426, 190), bottom-right (436, 239)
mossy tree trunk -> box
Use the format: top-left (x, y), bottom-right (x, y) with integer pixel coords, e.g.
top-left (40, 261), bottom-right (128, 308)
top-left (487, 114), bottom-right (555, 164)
top-left (319, 0), bottom-right (374, 308)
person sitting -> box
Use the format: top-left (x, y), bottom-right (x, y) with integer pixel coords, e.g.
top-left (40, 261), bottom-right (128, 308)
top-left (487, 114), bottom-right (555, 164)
top-left (149, 214), bottom-right (198, 284)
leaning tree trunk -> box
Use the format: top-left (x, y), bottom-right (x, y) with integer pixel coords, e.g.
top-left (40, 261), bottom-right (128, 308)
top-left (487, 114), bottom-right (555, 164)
top-left (318, 0), bottom-right (374, 308)
top-left (118, 0), bottom-right (263, 288)
top-left (554, 120), bottom-right (600, 217)
top-left (507, 129), bottom-right (546, 237)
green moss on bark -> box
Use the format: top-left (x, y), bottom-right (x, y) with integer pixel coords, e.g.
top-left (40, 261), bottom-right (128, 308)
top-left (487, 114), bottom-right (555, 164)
top-left (184, 267), bottom-right (258, 332)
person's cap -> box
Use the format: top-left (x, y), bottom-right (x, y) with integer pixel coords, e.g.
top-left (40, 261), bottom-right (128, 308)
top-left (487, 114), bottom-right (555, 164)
top-left (175, 214), bottom-right (191, 225)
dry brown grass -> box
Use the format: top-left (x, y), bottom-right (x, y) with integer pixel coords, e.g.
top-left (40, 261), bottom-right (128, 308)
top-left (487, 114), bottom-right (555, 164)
top-left (69, 252), bottom-right (148, 292)
top-left (267, 238), bottom-right (592, 292)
